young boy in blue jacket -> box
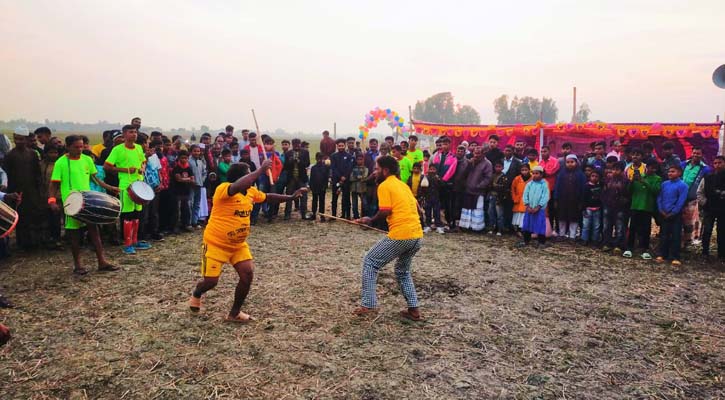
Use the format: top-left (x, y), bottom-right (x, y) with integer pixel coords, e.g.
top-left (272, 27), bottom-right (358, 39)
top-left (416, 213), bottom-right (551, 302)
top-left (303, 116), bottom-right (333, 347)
top-left (656, 165), bottom-right (689, 266)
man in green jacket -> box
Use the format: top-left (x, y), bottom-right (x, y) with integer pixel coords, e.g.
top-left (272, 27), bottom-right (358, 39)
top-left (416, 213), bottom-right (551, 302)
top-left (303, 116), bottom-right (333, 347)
top-left (624, 159), bottom-right (661, 260)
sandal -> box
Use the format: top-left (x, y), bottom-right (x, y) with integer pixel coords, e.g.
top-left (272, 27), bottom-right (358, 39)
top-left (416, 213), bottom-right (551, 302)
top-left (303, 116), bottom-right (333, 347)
top-left (400, 309), bottom-right (425, 322)
top-left (98, 263), bottom-right (120, 272)
top-left (188, 296), bottom-right (202, 312)
top-left (224, 312), bottom-right (254, 324)
top-left (352, 306), bottom-right (378, 316)
top-left (73, 267), bottom-right (89, 276)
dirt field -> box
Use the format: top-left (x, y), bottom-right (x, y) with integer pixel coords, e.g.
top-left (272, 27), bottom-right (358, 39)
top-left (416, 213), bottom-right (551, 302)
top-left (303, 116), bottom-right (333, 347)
top-left (1, 217), bottom-right (724, 399)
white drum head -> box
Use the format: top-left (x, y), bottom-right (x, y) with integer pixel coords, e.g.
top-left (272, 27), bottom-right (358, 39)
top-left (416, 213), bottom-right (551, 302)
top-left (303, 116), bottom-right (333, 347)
top-left (131, 181), bottom-right (155, 201)
top-left (64, 192), bottom-right (84, 216)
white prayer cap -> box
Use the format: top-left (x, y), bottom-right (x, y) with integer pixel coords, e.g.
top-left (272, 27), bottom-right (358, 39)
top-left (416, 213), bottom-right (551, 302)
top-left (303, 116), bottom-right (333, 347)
top-left (566, 154), bottom-right (578, 160)
top-left (14, 126), bottom-right (30, 136)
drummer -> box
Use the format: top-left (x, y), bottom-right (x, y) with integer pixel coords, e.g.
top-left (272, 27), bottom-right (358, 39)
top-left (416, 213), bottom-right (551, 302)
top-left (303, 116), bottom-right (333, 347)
top-left (104, 125), bottom-right (149, 255)
top-left (49, 135), bottom-right (120, 275)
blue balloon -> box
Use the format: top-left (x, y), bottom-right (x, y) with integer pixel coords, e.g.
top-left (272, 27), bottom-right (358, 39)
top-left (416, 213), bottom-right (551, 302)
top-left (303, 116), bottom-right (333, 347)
top-left (394, 116), bottom-right (400, 121)
top-left (386, 108), bottom-right (391, 114)
top-left (359, 133), bottom-right (364, 139)
top-left (399, 122), bottom-right (404, 127)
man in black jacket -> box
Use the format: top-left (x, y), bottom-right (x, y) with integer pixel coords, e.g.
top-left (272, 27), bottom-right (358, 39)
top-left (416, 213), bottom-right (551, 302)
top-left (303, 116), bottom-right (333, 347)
top-left (330, 138), bottom-right (354, 219)
top-left (283, 138), bottom-right (310, 220)
top-left (501, 144), bottom-right (522, 233)
top-left (697, 155), bottom-right (725, 261)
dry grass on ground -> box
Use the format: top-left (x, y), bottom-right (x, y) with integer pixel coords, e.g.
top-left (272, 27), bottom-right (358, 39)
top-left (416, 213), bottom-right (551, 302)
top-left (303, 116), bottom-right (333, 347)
top-left (0, 218), bottom-right (724, 399)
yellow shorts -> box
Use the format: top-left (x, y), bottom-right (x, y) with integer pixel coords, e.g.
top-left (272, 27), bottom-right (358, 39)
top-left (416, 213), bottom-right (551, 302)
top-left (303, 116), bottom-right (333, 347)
top-left (201, 242), bottom-right (253, 278)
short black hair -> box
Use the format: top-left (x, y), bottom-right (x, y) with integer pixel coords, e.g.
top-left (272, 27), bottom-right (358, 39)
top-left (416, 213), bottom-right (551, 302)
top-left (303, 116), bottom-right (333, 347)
top-left (392, 145), bottom-right (403, 152)
top-left (662, 141), bottom-right (675, 150)
top-left (613, 161), bottom-right (626, 171)
top-left (669, 164), bottom-right (683, 172)
top-left (65, 135), bottom-right (83, 147)
top-left (281, 139), bottom-right (290, 145)
top-left (368, 138), bottom-right (378, 144)
top-left (150, 131), bottom-right (162, 137)
top-left (225, 125), bottom-right (234, 131)
top-left (645, 159), bottom-right (659, 168)
top-left (335, 138), bottom-right (346, 144)
top-left (489, 134), bottom-right (500, 141)
top-left (44, 144), bottom-right (59, 155)
top-left (80, 135), bottom-right (90, 144)
top-left (221, 149), bottom-right (232, 156)
top-left (692, 146), bottom-right (703, 152)
top-left (178, 150), bottom-right (189, 157)
top-left (590, 169), bottom-right (601, 177)
top-left (227, 163), bottom-right (251, 182)
top-left (249, 132), bottom-right (257, 138)
top-left (606, 156), bottom-right (619, 163)
top-left (408, 135), bottom-right (418, 141)
top-left (494, 160), bottom-right (504, 167)
top-left (122, 124), bottom-right (136, 133)
top-left (315, 152), bottom-right (323, 161)
top-left (346, 137), bottom-right (355, 142)
top-left (34, 126), bottom-right (51, 136)
top-left (376, 155), bottom-right (399, 176)
top-left (714, 155), bottom-right (725, 163)
top-left (630, 147), bottom-right (643, 156)
top-left (385, 136), bottom-right (395, 142)
top-left (527, 148), bottom-right (539, 156)
top-left (562, 142), bottom-right (572, 149)
top-left (504, 144), bottom-right (514, 151)
top-left (291, 138), bottom-right (301, 145)
top-left (642, 142), bottom-right (654, 151)
top-left (150, 139), bottom-right (162, 148)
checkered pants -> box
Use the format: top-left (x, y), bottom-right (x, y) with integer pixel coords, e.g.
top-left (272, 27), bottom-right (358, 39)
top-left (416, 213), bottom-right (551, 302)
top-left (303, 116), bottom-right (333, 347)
top-left (361, 237), bottom-right (422, 309)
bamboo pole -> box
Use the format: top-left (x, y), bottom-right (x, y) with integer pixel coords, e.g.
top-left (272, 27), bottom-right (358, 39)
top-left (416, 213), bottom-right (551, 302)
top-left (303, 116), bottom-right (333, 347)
top-left (251, 109), bottom-right (275, 185)
top-left (318, 213), bottom-right (388, 234)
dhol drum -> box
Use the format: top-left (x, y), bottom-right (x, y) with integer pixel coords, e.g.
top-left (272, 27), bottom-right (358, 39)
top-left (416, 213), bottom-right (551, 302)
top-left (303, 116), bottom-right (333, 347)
top-left (64, 191), bottom-right (121, 225)
top-left (128, 181), bottom-right (155, 205)
top-left (0, 201), bottom-right (19, 239)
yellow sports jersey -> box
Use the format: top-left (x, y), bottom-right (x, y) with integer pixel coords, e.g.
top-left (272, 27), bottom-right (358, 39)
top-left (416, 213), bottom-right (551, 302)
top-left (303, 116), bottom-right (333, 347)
top-left (377, 175), bottom-right (423, 240)
top-left (203, 183), bottom-right (266, 249)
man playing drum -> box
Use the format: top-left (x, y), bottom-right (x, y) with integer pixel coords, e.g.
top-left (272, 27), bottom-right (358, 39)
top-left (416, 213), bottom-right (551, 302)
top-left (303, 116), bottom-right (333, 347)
top-left (49, 135), bottom-right (120, 275)
top-left (104, 125), bottom-right (149, 255)
top-left (188, 160), bottom-right (307, 323)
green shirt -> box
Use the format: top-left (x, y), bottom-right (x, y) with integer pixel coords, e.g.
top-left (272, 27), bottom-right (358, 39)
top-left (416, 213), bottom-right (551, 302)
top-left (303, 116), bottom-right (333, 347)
top-left (629, 173), bottom-right (661, 212)
top-left (218, 161), bottom-right (231, 182)
top-left (405, 148), bottom-right (424, 166)
top-left (105, 143), bottom-right (145, 189)
top-left (398, 156), bottom-right (413, 184)
top-left (51, 154), bottom-right (97, 201)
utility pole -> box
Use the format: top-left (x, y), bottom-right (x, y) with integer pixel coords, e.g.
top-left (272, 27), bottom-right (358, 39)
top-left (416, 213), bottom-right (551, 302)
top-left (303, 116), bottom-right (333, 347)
top-left (333, 122), bottom-right (337, 139)
top-left (572, 86), bottom-right (577, 123)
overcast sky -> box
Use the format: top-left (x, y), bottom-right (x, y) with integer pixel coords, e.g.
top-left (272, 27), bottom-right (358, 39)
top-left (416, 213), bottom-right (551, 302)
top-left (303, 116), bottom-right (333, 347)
top-left (1, 0), bottom-right (724, 133)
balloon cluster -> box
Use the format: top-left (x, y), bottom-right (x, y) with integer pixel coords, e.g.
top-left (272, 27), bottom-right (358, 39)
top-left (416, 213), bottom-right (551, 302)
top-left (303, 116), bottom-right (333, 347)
top-left (358, 107), bottom-right (412, 139)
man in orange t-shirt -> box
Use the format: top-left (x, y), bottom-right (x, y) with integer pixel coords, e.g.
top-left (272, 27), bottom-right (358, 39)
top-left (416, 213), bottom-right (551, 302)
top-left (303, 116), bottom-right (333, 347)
top-left (355, 155), bottom-right (425, 321)
top-left (188, 159), bottom-right (306, 323)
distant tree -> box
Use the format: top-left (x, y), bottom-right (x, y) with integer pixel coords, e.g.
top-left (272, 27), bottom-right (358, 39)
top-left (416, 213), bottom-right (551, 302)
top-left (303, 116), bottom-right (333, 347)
top-left (574, 103), bottom-right (591, 123)
top-left (413, 92), bottom-right (481, 124)
top-left (493, 95), bottom-right (558, 124)
top-left (200, 125), bottom-right (210, 133)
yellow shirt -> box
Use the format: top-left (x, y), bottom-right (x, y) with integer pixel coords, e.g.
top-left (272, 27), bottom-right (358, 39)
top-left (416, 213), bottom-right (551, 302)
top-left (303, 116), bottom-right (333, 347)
top-left (203, 183), bottom-right (266, 249)
top-left (626, 163), bottom-right (645, 180)
top-left (410, 172), bottom-right (421, 196)
top-left (91, 143), bottom-right (106, 158)
top-left (378, 175), bottom-right (423, 240)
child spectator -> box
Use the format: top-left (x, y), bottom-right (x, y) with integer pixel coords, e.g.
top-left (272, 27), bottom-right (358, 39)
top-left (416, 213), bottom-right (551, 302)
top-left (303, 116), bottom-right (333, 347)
top-left (601, 161), bottom-right (630, 254)
top-left (625, 148), bottom-right (645, 180)
top-left (309, 152), bottom-right (330, 222)
top-left (554, 154), bottom-right (586, 240)
top-left (581, 169), bottom-right (603, 245)
top-left (510, 163), bottom-right (531, 232)
top-left (421, 164), bottom-right (444, 234)
top-left (349, 154), bottom-right (369, 219)
top-left (624, 160), bottom-right (661, 259)
top-left (40, 145), bottom-right (62, 249)
top-left (218, 149), bottom-right (232, 182)
top-left (487, 160), bottom-right (508, 235)
top-left (239, 149), bottom-right (256, 172)
top-left (407, 162), bottom-right (424, 199)
top-left (656, 165), bottom-right (688, 266)
top-left (189, 145), bottom-right (208, 229)
top-left (172, 150), bottom-right (194, 232)
top-left (518, 166), bottom-right (550, 248)
top-left (524, 148), bottom-right (539, 170)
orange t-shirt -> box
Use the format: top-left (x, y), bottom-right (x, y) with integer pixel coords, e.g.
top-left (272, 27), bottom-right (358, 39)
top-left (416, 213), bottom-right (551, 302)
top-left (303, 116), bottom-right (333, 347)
top-left (203, 182), bottom-right (266, 249)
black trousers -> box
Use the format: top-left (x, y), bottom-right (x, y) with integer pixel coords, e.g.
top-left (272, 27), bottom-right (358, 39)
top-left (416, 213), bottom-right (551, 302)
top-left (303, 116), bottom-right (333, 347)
top-left (627, 210), bottom-right (652, 251)
top-left (311, 191), bottom-right (326, 216)
top-left (701, 211), bottom-right (724, 258)
top-left (440, 184), bottom-right (454, 227)
top-left (140, 195), bottom-right (160, 239)
top-left (331, 181), bottom-right (351, 218)
top-left (285, 178), bottom-right (307, 216)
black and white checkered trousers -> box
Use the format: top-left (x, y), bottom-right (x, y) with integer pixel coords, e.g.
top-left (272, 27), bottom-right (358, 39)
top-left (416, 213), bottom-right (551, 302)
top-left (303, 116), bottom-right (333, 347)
top-left (361, 237), bottom-right (422, 309)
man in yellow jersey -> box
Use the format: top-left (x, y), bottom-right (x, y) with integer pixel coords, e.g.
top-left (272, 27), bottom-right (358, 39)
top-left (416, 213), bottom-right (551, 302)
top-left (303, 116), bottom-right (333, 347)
top-left (189, 159), bottom-right (307, 323)
top-left (355, 155), bottom-right (426, 321)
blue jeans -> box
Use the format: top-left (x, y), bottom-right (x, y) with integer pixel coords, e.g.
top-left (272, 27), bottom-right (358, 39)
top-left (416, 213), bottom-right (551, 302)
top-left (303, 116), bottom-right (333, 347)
top-left (602, 207), bottom-right (627, 247)
top-left (581, 208), bottom-right (602, 243)
top-left (658, 213), bottom-right (682, 260)
top-left (191, 186), bottom-right (202, 225)
top-left (251, 177), bottom-right (270, 222)
top-left (486, 195), bottom-right (505, 232)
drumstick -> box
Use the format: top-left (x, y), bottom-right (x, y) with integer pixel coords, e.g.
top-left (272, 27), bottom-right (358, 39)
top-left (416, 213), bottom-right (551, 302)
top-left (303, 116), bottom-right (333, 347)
top-left (251, 109), bottom-right (275, 185)
top-left (318, 213), bottom-right (388, 234)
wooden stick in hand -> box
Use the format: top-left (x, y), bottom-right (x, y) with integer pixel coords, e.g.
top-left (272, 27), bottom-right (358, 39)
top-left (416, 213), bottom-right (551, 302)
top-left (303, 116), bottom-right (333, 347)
top-left (318, 213), bottom-right (388, 234)
top-left (251, 108), bottom-right (275, 185)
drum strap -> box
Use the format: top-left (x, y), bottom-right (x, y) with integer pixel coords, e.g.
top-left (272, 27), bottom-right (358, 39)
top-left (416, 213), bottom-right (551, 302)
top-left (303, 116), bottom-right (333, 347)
top-left (67, 157), bottom-right (74, 191)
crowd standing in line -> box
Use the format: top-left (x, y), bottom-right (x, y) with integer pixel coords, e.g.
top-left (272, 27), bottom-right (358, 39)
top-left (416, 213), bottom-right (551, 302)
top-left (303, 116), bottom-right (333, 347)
top-left (0, 121), bottom-right (723, 336)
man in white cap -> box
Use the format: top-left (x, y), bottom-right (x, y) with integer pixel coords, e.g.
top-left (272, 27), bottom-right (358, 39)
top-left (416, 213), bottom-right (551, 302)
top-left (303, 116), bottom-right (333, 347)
top-left (4, 127), bottom-right (43, 250)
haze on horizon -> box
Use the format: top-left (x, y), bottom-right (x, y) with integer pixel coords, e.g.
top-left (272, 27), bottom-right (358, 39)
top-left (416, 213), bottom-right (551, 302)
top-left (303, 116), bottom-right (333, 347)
top-left (1, 0), bottom-right (724, 134)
